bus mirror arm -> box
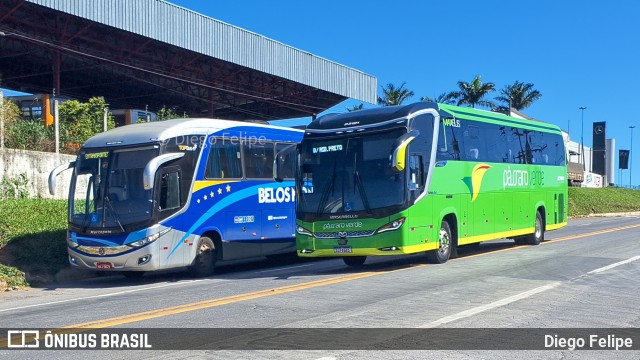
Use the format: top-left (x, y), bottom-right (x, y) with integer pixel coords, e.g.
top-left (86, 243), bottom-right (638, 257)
top-left (48, 161), bottom-right (75, 195)
top-left (143, 153), bottom-right (185, 190)
top-left (273, 144), bottom-right (297, 183)
top-left (390, 130), bottom-right (420, 172)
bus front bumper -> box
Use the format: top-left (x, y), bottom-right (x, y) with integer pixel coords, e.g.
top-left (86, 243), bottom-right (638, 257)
top-left (67, 245), bottom-right (160, 271)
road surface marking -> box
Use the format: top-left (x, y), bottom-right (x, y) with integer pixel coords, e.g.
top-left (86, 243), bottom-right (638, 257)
top-left (420, 255), bottom-right (640, 327)
top-left (587, 255), bottom-right (640, 275)
top-left (4, 222), bottom-right (638, 327)
top-left (0, 263), bottom-right (314, 313)
top-left (0, 279), bottom-right (209, 313)
top-left (548, 223), bottom-right (640, 243)
top-left (63, 270), bottom-right (391, 328)
top-left (418, 282), bottom-right (561, 328)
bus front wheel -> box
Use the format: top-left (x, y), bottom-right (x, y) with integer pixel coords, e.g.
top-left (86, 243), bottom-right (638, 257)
top-left (188, 236), bottom-right (217, 277)
top-left (427, 220), bottom-right (452, 264)
top-left (526, 211), bottom-right (544, 245)
top-left (343, 256), bottom-right (366, 267)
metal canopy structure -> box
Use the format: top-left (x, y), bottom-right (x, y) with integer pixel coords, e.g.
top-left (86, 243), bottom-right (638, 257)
top-left (0, 0), bottom-right (376, 120)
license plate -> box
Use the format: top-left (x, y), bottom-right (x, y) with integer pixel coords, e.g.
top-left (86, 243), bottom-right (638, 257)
top-left (96, 262), bottom-right (112, 269)
top-left (333, 246), bottom-right (352, 254)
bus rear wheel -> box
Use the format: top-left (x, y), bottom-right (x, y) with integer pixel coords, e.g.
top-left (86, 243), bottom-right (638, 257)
top-left (188, 236), bottom-right (217, 277)
top-left (343, 256), bottom-right (366, 267)
top-left (525, 211), bottom-right (544, 245)
top-left (427, 220), bottom-right (452, 264)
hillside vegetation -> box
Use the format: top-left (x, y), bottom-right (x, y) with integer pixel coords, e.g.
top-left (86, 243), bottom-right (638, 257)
top-left (1, 187), bottom-right (640, 290)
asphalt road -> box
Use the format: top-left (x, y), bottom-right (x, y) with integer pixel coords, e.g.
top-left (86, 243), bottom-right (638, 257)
top-left (1, 216), bottom-right (639, 359)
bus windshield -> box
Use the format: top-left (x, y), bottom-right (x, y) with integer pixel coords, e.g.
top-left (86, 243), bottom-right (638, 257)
top-left (298, 128), bottom-right (406, 219)
top-left (69, 146), bottom-right (159, 231)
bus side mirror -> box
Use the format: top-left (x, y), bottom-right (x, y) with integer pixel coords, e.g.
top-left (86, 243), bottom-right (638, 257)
top-left (273, 144), bottom-right (297, 183)
top-left (143, 153), bottom-right (185, 190)
top-left (48, 161), bottom-right (75, 195)
top-left (390, 130), bottom-right (419, 172)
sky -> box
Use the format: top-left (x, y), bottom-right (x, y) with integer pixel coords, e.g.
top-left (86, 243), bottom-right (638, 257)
top-left (3, 0), bottom-right (640, 185)
top-left (170, 0), bottom-right (640, 186)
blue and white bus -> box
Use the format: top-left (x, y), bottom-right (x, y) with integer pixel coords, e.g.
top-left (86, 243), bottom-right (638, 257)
top-left (50, 119), bottom-right (303, 278)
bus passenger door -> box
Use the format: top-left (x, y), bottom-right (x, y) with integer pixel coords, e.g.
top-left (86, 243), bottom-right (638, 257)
top-left (157, 167), bottom-right (189, 267)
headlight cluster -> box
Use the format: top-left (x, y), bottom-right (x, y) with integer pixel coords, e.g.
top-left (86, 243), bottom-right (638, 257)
top-left (296, 225), bottom-right (313, 237)
top-left (375, 217), bottom-right (406, 234)
top-left (128, 227), bottom-right (171, 248)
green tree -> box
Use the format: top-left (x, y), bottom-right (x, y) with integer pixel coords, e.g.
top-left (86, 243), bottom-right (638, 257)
top-left (156, 105), bottom-right (186, 121)
top-left (2, 97), bottom-right (53, 151)
top-left (494, 81), bottom-right (542, 110)
top-left (451, 75), bottom-right (496, 108)
top-left (59, 97), bottom-right (115, 146)
top-left (421, 92), bottom-right (457, 104)
top-left (0, 95), bottom-right (21, 126)
top-left (346, 103), bottom-right (364, 112)
top-left (377, 82), bottom-right (414, 106)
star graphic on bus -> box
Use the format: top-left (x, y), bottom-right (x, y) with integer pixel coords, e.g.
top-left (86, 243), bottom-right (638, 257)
top-left (217, 188), bottom-right (223, 195)
top-left (210, 191), bottom-right (215, 197)
top-left (226, 184), bottom-right (231, 192)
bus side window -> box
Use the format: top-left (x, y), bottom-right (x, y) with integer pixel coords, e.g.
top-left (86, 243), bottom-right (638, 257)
top-left (160, 171), bottom-right (181, 211)
top-left (275, 143), bottom-right (296, 179)
top-left (243, 142), bottom-right (274, 179)
top-left (205, 141), bottom-right (242, 179)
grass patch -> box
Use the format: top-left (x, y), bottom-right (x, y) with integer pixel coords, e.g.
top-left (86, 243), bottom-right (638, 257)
top-left (568, 187), bottom-right (640, 217)
top-left (0, 199), bottom-right (68, 288)
top-left (1, 187), bottom-right (640, 289)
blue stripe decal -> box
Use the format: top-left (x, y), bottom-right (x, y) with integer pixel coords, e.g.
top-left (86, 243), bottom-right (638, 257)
top-left (166, 181), bottom-right (294, 259)
top-left (71, 233), bottom-right (121, 247)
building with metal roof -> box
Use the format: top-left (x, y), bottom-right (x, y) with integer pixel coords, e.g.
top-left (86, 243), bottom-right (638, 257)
top-left (0, 0), bottom-right (376, 120)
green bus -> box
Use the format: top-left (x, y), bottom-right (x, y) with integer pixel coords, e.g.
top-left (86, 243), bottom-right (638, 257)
top-left (279, 102), bottom-right (567, 266)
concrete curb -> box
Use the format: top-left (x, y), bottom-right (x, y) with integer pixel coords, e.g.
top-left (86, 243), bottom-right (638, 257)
top-left (571, 212), bottom-right (640, 219)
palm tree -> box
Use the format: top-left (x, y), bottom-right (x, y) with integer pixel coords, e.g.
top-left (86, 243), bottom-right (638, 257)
top-left (451, 75), bottom-right (496, 109)
top-left (346, 103), bottom-right (364, 112)
top-left (421, 92), bottom-right (457, 104)
top-left (377, 82), bottom-right (414, 106)
top-left (494, 81), bottom-right (542, 110)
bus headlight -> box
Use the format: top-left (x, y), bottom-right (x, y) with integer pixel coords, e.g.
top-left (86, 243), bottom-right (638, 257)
top-left (375, 217), bottom-right (406, 234)
top-left (296, 225), bottom-right (313, 237)
top-left (128, 227), bottom-right (171, 248)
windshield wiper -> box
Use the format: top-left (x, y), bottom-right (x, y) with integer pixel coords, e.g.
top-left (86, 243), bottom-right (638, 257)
top-left (353, 169), bottom-right (371, 214)
top-left (316, 160), bottom-right (337, 216)
top-left (104, 195), bottom-right (126, 232)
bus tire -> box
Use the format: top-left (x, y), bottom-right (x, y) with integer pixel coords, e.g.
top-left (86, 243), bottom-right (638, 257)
top-left (343, 256), bottom-right (366, 267)
top-left (121, 271), bottom-right (145, 279)
top-left (188, 236), bottom-right (216, 277)
top-left (427, 220), bottom-right (452, 264)
top-left (526, 211), bottom-right (544, 245)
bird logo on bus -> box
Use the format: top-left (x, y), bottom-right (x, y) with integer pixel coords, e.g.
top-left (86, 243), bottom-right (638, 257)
top-left (463, 163), bottom-right (491, 202)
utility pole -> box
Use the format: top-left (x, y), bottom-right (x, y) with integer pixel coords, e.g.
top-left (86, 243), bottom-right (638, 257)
top-left (579, 107), bottom-right (587, 173)
top-left (0, 90), bottom-right (4, 151)
top-left (630, 126), bottom-right (635, 187)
